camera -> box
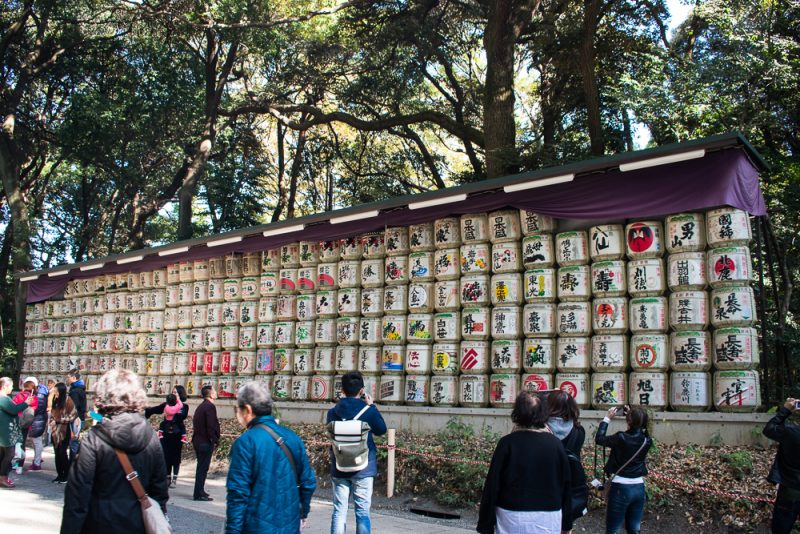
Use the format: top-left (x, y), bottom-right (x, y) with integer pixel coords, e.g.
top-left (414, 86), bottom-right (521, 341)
top-left (795, 400), bottom-right (800, 409)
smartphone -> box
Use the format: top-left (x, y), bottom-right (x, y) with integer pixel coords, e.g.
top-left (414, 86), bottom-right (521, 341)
top-left (795, 400), bottom-right (800, 409)
top-left (615, 406), bottom-right (626, 416)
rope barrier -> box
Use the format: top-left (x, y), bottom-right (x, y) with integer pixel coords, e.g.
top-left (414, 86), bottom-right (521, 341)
top-left (218, 432), bottom-right (774, 504)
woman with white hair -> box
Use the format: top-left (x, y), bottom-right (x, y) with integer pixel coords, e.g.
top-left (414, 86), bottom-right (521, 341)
top-left (61, 369), bottom-right (168, 534)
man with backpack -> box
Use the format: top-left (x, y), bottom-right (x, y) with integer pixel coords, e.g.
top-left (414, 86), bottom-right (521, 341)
top-left (326, 372), bottom-right (387, 534)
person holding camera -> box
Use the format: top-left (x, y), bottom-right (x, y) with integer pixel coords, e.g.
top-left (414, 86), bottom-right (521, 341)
top-left (594, 405), bottom-right (652, 534)
top-left (763, 398), bottom-right (800, 533)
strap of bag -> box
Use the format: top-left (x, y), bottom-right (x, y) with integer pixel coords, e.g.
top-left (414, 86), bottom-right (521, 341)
top-left (255, 424), bottom-right (300, 488)
top-left (608, 437), bottom-right (649, 484)
top-left (350, 405), bottom-right (370, 422)
top-left (114, 449), bottom-right (152, 510)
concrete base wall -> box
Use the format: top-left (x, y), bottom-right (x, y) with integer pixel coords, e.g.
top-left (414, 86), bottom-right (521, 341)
top-left (190, 399), bottom-right (774, 447)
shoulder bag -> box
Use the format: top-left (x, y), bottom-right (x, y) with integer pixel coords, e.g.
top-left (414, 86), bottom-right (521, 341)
top-left (255, 424), bottom-right (303, 516)
top-left (600, 437), bottom-right (649, 501)
top-left (115, 449), bottom-right (174, 534)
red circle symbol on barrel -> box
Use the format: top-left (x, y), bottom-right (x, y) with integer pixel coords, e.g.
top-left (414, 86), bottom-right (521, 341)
top-left (714, 256), bottom-right (736, 277)
top-left (560, 381), bottom-right (578, 398)
top-left (628, 223), bottom-right (655, 253)
top-left (525, 375), bottom-right (548, 391)
top-left (635, 344), bottom-right (656, 367)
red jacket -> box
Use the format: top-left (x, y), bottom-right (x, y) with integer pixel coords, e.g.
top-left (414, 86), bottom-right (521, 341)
top-left (13, 390), bottom-right (37, 411)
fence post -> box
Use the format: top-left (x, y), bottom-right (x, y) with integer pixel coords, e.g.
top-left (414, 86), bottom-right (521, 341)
top-left (387, 428), bottom-right (396, 498)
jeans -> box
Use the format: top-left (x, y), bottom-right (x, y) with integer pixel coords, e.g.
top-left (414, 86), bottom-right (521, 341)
top-left (331, 476), bottom-right (374, 534)
top-left (771, 486), bottom-right (800, 534)
top-left (68, 419), bottom-right (82, 463)
top-left (605, 482), bottom-right (646, 534)
top-left (32, 435), bottom-right (44, 465)
top-left (193, 442), bottom-right (214, 498)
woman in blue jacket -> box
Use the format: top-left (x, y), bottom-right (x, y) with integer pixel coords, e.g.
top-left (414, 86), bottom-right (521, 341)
top-left (226, 381), bottom-right (316, 534)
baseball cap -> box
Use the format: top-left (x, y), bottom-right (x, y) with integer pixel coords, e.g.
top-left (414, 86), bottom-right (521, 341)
top-left (23, 376), bottom-right (38, 387)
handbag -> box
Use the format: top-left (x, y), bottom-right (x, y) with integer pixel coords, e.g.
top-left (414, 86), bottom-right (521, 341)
top-left (598, 438), bottom-right (649, 501)
top-left (115, 449), bottom-right (174, 534)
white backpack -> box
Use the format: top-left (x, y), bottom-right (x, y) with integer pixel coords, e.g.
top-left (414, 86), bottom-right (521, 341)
top-left (327, 405), bottom-right (372, 473)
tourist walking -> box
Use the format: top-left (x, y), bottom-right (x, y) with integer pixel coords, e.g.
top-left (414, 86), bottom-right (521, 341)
top-left (763, 397), bottom-right (800, 534)
top-left (546, 389), bottom-right (588, 529)
top-left (225, 380), bottom-right (316, 534)
top-left (146, 385), bottom-right (189, 487)
top-left (0, 377), bottom-right (34, 488)
top-left (61, 369), bottom-right (168, 534)
top-left (66, 370), bottom-right (87, 463)
top-left (477, 391), bottom-right (572, 534)
top-left (192, 384), bottom-right (219, 501)
top-left (49, 383), bottom-right (77, 483)
top-left (27, 377), bottom-right (50, 471)
top-left (327, 371), bottom-right (387, 534)
top-left (595, 405), bottom-right (652, 534)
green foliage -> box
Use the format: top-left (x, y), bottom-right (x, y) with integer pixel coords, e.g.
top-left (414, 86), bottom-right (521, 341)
top-left (710, 431), bottom-right (724, 447)
top-left (721, 450), bottom-right (754, 480)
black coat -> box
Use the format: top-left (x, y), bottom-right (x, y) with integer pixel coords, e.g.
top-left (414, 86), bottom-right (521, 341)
top-left (561, 425), bottom-right (588, 521)
top-left (61, 412), bottom-right (169, 534)
top-left (145, 402), bottom-right (189, 435)
top-left (763, 407), bottom-right (800, 491)
top-left (69, 382), bottom-right (87, 422)
top-left (595, 421), bottom-right (651, 478)
top-left (28, 384), bottom-right (50, 438)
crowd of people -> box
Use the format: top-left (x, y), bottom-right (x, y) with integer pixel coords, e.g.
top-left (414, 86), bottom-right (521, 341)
top-left (0, 368), bottom-right (798, 534)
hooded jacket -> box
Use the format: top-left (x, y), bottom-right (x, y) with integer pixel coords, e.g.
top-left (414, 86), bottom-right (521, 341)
top-left (68, 381), bottom-right (87, 422)
top-left (28, 384), bottom-right (50, 438)
top-left (326, 397), bottom-right (387, 479)
top-left (61, 412), bottom-right (168, 534)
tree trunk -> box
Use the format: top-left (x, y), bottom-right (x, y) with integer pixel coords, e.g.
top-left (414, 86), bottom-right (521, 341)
top-left (580, 0), bottom-right (604, 157)
top-left (539, 61), bottom-right (558, 164)
top-left (176, 137), bottom-right (213, 240)
top-left (622, 108), bottom-right (634, 152)
top-left (286, 129), bottom-right (307, 220)
top-left (272, 123), bottom-right (287, 222)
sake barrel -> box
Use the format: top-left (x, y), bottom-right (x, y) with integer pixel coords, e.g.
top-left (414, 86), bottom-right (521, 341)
top-left (362, 233), bottom-right (385, 259)
top-left (223, 278), bottom-right (242, 302)
top-left (337, 288), bottom-right (361, 317)
top-left (669, 291), bottom-right (709, 331)
top-left (259, 272), bottom-right (279, 297)
top-left (489, 210), bottom-right (521, 244)
top-left (361, 288), bottom-right (383, 317)
top-left (408, 252), bottom-right (435, 283)
top-left (460, 243), bottom-right (490, 274)
top-left (223, 253), bottom-right (242, 277)
top-left (295, 321), bottom-right (315, 348)
top-left (524, 268), bottom-right (556, 302)
top-left (255, 323), bottom-right (275, 348)
top-left (358, 347), bottom-right (381, 374)
top-left (185, 375), bottom-right (202, 397)
top-left (626, 221), bottom-right (664, 259)
top-left (590, 224), bottom-right (625, 261)
top-left (221, 302), bottom-right (240, 326)
top-left (332, 346), bottom-right (354, 374)
top-left (131, 355), bottom-right (147, 376)
top-left (666, 213), bottom-right (706, 253)
top-left (274, 321), bottom-right (295, 347)
top-left (520, 210), bottom-right (557, 235)
top-left (461, 274), bottom-right (490, 306)
top-left (459, 374), bottom-right (489, 407)
top-left (360, 259), bottom-right (383, 289)
top-left (162, 330), bottom-right (178, 353)
top-left (385, 256), bottom-right (408, 285)
top-left (491, 306), bottom-right (522, 340)
top-left (713, 327), bottom-right (760, 370)
top-left (143, 375), bottom-right (158, 396)
top-left (272, 374), bottom-right (292, 400)
top-left (316, 290), bottom-right (338, 318)
top-left (384, 227), bottom-right (409, 256)
top-left (219, 350), bottom-right (237, 375)
top-left (256, 348), bottom-right (274, 374)
top-left (405, 344), bottom-right (432, 374)
top-left (489, 373), bottom-right (519, 408)
top-left (628, 258), bottom-right (666, 297)
top-left (710, 286), bottom-right (756, 328)
top-left (378, 374), bottom-right (405, 404)
top-left (279, 269), bottom-right (298, 294)
top-left (208, 279), bottom-right (225, 303)
top-left (273, 348), bottom-right (293, 374)
top-left (178, 261), bottom-right (194, 283)
top-left (173, 352), bottom-right (189, 375)
top-left (381, 315), bottom-right (407, 344)
top-left (556, 231), bottom-right (589, 266)
top-left (429, 375), bottom-right (458, 406)
top-left (340, 236), bottom-right (363, 260)
top-left (491, 273), bottom-right (523, 306)
top-left (491, 339), bottom-right (522, 372)
top-left (434, 248), bottom-right (461, 280)
top-left (193, 281), bottom-right (210, 305)
top-left (492, 243), bottom-right (523, 274)
top-left (238, 326), bottom-right (257, 351)
top-left (315, 318), bottom-right (336, 346)
top-left (521, 373), bottom-right (553, 394)
top-left (431, 343), bottom-right (459, 375)
top-left (523, 338), bottom-right (556, 373)
top-left (140, 271), bottom-right (154, 289)
top-left (556, 337), bottom-right (591, 372)
top-left (629, 297), bottom-right (668, 333)
top-left (277, 294), bottom-right (297, 320)
top-left (280, 243), bottom-right (300, 268)
top-left (203, 351), bottom-right (220, 376)
top-left (311, 375), bottom-right (334, 401)
top-left (338, 260), bottom-right (361, 289)
top-left (557, 302), bottom-right (592, 337)
top-left (208, 257), bottom-right (225, 279)
top-left (409, 223), bottom-right (435, 252)
top-left (205, 303), bottom-right (223, 326)
top-left (191, 258), bottom-right (209, 281)
top-left (706, 207), bottom-right (752, 247)
top-left (362, 375), bottom-right (379, 400)
top-left (291, 376), bottom-right (310, 401)
top-left (630, 334), bottom-right (669, 371)
top-left (407, 314), bottom-right (434, 344)
top-left (707, 247), bottom-right (752, 288)
top-left (336, 317), bottom-right (359, 345)
top-left (433, 313), bottom-right (459, 343)
top-left (556, 372), bottom-right (590, 408)
top-left (460, 213), bottom-right (489, 244)
top-left (299, 241), bottom-right (320, 266)
top-left (383, 285), bottom-right (408, 314)
top-left (671, 331), bottom-right (711, 371)
top-left (629, 371), bottom-right (669, 409)
top-left (461, 307), bottom-right (490, 341)
top-left (434, 217), bottom-right (461, 249)
top-left (591, 335), bottom-right (628, 372)
top-left (408, 283), bottom-right (434, 313)
top-left (460, 340), bottom-right (490, 374)
top-left (296, 294), bottom-right (316, 321)
top-left (592, 298), bottom-right (628, 335)
top-left (592, 260), bottom-right (627, 297)
top-left (293, 348), bottom-right (313, 375)
top-left (434, 281), bottom-right (460, 311)
top-left (672, 370), bottom-right (711, 411)
top-left (668, 252), bottom-right (706, 291)
top-left (523, 303), bottom-right (557, 338)
top-left (239, 301), bottom-right (257, 326)
top-left (240, 277), bottom-right (259, 301)
top-left (317, 263), bottom-right (339, 290)
top-left (166, 263), bottom-right (180, 285)
top-left (591, 373), bottom-right (627, 409)
top-left (319, 241), bottom-right (341, 263)
top-left (714, 369), bottom-right (760, 412)
top-left (557, 265), bottom-right (591, 301)
top-left (261, 249), bottom-right (281, 273)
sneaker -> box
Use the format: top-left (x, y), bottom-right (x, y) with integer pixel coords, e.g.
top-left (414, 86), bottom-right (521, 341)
top-left (27, 464), bottom-right (42, 472)
top-left (14, 466), bottom-right (23, 475)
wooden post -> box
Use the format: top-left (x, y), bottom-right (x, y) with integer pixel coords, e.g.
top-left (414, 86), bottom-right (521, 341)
top-left (387, 428), bottom-right (396, 498)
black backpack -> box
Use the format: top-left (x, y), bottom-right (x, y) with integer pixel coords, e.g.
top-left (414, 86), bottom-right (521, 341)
top-left (562, 427), bottom-right (589, 521)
